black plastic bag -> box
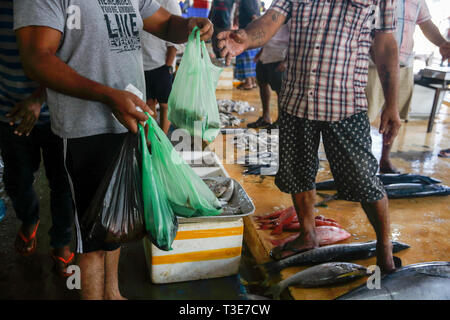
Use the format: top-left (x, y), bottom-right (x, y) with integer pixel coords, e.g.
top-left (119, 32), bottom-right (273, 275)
top-left (82, 132), bottom-right (146, 243)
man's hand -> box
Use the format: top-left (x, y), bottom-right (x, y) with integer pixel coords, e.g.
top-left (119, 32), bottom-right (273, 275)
top-left (275, 60), bottom-right (287, 73)
top-left (379, 107), bottom-right (401, 146)
top-left (217, 9), bottom-right (286, 66)
top-left (439, 41), bottom-right (450, 62)
top-left (6, 96), bottom-right (42, 136)
top-left (217, 29), bottom-right (248, 65)
top-left (187, 17), bottom-right (214, 41)
top-left (104, 89), bottom-right (153, 134)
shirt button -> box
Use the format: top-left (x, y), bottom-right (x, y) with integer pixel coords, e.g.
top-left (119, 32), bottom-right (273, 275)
top-left (315, 46), bottom-right (320, 50)
top-left (312, 69), bottom-right (316, 74)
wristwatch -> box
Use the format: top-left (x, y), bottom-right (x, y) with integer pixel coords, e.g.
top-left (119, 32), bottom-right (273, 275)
top-left (166, 65), bottom-right (174, 74)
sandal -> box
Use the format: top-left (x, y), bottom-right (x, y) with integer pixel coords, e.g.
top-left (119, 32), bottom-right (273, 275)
top-left (438, 148), bottom-right (450, 158)
top-left (247, 117), bottom-right (271, 129)
top-left (237, 83), bottom-right (254, 90)
top-left (15, 221), bottom-right (40, 256)
top-left (50, 250), bottom-right (75, 278)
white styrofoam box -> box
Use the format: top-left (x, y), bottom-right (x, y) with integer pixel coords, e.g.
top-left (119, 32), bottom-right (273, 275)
top-left (143, 151), bottom-right (246, 283)
top-left (217, 67), bottom-right (234, 90)
top-left (143, 218), bottom-right (244, 284)
top-left (179, 151), bottom-right (230, 178)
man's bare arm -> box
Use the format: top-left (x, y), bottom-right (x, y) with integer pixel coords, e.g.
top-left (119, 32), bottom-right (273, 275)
top-left (143, 7), bottom-right (213, 43)
top-left (165, 46), bottom-right (177, 67)
top-left (419, 20), bottom-right (450, 61)
top-left (243, 9), bottom-right (286, 49)
top-left (372, 32), bottom-right (401, 144)
top-left (217, 9), bottom-right (286, 65)
top-left (16, 26), bottom-right (151, 133)
top-left (419, 20), bottom-right (447, 48)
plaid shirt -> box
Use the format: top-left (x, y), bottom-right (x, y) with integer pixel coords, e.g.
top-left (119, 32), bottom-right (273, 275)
top-left (270, 0), bottom-right (397, 122)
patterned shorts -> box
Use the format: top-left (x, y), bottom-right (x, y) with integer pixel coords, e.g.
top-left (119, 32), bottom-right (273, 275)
top-left (275, 111), bottom-right (386, 202)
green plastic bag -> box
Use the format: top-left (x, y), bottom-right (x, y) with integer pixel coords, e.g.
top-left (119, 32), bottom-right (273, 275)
top-left (168, 27), bottom-right (222, 142)
top-left (145, 115), bottom-right (222, 218)
top-left (139, 124), bottom-right (178, 251)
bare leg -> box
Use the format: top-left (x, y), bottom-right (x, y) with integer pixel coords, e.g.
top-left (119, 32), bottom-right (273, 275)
top-left (79, 251), bottom-right (105, 300)
top-left (271, 190), bottom-right (319, 259)
top-left (379, 136), bottom-right (399, 173)
top-left (259, 82), bottom-right (272, 123)
top-left (361, 195), bottom-right (395, 273)
top-left (104, 248), bottom-right (126, 300)
top-left (159, 103), bottom-right (171, 134)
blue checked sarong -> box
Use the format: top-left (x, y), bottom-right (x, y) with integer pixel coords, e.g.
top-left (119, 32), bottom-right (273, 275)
top-left (235, 49), bottom-right (259, 80)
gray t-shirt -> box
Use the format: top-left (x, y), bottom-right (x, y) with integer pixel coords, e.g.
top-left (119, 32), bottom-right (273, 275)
top-left (14, 0), bottom-right (160, 138)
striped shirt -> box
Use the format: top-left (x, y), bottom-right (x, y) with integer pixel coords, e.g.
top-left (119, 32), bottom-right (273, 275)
top-left (395, 0), bottom-right (431, 67)
top-left (0, 0), bottom-right (49, 123)
top-left (270, 0), bottom-right (397, 122)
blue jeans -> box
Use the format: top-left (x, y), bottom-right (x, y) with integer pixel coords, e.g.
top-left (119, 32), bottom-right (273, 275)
top-left (0, 122), bottom-right (73, 248)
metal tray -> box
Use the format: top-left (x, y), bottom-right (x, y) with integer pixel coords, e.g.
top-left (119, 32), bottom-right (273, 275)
top-left (177, 177), bottom-right (255, 223)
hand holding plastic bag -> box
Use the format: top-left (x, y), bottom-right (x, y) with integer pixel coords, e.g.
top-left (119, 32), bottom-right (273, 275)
top-left (168, 27), bottom-right (222, 142)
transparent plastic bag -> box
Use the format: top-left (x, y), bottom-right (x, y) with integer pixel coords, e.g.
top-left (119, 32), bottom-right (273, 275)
top-left (145, 115), bottom-right (222, 218)
top-left (168, 27), bottom-right (222, 142)
top-left (82, 133), bottom-right (146, 244)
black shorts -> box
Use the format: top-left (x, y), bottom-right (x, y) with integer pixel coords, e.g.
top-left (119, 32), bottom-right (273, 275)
top-left (256, 61), bottom-right (284, 93)
top-left (275, 111), bottom-right (385, 202)
top-left (64, 133), bottom-right (127, 253)
top-left (144, 65), bottom-right (173, 103)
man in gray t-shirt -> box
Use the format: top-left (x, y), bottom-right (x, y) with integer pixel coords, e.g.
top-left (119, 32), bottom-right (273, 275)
top-left (14, 0), bottom-right (213, 300)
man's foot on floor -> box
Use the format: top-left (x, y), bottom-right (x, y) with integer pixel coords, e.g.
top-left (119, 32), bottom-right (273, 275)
top-left (104, 292), bottom-right (128, 300)
top-left (379, 161), bottom-right (401, 174)
top-left (15, 221), bottom-right (40, 256)
top-left (376, 242), bottom-right (396, 274)
top-left (270, 233), bottom-right (319, 260)
top-left (237, 83), bottom-right (254, 90)
top-left (438, 148), bottom-right (450, 158)
top-left (51, 247), bottom-right (75, 277)
top-left (266, 121), bottom-right (279, 130)
top-left (247, 117), bottom-right (271, 128)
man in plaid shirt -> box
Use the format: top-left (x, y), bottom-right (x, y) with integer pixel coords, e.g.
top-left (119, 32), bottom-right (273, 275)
top-left (218, 0), bottom-right (401, 272)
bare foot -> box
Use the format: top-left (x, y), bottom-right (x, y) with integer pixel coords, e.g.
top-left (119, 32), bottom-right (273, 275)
top-left (376, 242), bottom-right (395, 273)
top-left (104, 293), bottom-right (128, 300)
top-left (379, 160), bottom-right (400, 174)
top-left (270, 231), bottom-right (320, 260)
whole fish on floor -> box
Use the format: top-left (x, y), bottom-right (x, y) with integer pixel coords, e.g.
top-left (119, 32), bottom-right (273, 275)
top-left (384, 183), bottom-right (450, 199)
top-left (316, 174), bottom-right (442, 190)
top-left (260, 240), bottom-right (410, 274)
top-left (266, 262), bottom-right (367, 299)
top-left (337, 261), bottom-right (450, 300)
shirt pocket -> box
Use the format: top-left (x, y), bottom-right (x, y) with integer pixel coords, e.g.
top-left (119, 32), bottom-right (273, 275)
top-left (344, 0), bottom-right (371, 28)
top-left (291, 0), bottom-right (312, 28)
